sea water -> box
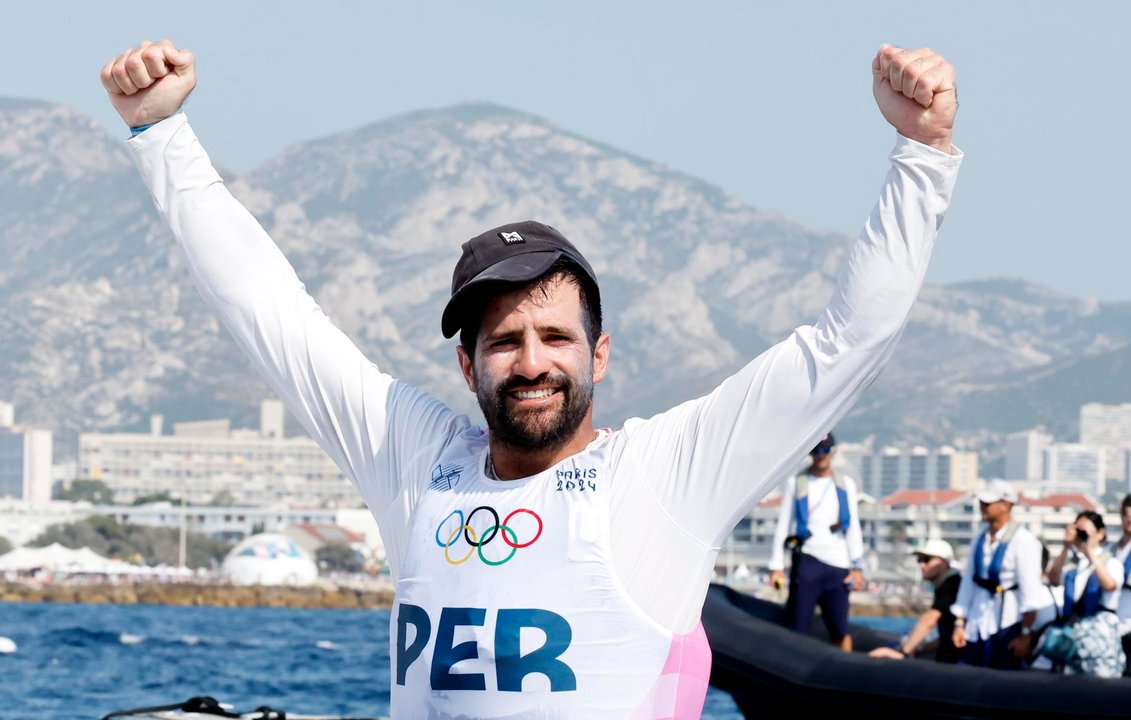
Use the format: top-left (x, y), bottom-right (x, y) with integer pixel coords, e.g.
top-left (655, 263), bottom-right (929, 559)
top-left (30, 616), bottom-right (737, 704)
top-left (0, 602), bottom-right (751, 720)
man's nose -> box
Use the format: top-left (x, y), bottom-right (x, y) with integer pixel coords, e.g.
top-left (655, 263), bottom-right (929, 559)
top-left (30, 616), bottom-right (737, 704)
top-left (512, 336), bottom-right (550, 379)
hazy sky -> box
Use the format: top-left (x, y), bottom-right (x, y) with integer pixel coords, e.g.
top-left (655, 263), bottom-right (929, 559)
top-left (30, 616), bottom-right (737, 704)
top-left (4, 1), bottom-right (1129, 300)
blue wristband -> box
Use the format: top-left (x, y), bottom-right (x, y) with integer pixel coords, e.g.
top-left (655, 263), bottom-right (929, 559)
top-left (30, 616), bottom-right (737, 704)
top-left (129, 123), bottom-right (154, 137)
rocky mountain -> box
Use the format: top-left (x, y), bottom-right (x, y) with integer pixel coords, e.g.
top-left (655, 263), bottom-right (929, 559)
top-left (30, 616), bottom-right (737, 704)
top-left (2, 98), bottom-right (1128, 463)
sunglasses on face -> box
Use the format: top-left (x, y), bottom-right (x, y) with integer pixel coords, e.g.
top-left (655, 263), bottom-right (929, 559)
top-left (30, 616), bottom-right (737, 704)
top-left (811, 447), bottom-right (833, 455)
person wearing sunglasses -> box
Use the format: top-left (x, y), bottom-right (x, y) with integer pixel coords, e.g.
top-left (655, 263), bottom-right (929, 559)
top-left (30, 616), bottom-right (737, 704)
top-left (869, 539), bottom-right (961, 662)
top-left (950, 481), bottom-right (1044, 670)
top-left (769, 432), bottom-right (866, 650)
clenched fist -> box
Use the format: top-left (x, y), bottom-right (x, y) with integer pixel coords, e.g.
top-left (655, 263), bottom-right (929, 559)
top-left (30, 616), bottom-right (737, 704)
top-left (872, 45), bottom-right (957, 154)
top-left (100, 39), bottom-right (196, 128)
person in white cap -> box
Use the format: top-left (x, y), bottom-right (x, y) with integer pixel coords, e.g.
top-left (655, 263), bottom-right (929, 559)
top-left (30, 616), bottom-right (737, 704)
top-left (869, 538), bottom-right (961, 662)
top-left (950, 480), bottom-right (1043, 669)
top-left (100, 39), bottom-right (962, 719)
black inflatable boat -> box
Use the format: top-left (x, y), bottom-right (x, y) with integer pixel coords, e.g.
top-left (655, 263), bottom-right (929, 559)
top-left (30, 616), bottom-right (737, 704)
top-left (702, 583), bottom-right (1131, 719)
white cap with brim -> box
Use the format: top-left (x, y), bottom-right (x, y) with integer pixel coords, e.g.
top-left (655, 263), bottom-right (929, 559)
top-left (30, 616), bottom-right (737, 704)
top-left (911, 538), bottom-right (955, 564)
top-left (976, 479), bottom-right (1018, 505)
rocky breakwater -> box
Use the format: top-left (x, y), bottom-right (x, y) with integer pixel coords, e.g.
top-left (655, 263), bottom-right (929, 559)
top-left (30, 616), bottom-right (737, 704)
top-left (0, 580), bottom-right (395, 609)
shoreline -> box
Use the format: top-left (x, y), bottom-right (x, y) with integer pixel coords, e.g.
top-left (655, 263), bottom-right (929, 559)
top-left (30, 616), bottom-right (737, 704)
top-left (1, 579), bottom-right (922, 616)
top-left (0, 579), bottom-right (395, 610)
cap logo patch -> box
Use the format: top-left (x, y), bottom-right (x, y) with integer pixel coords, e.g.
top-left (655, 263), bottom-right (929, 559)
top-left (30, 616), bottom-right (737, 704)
top-left (499, 231), bottom-right (525, 245)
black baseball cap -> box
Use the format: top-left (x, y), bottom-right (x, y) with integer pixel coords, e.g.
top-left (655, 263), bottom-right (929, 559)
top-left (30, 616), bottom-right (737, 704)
top-left (811, 432), bottom-right (836, 453)
top-left (441, 220), bottom-right (599, 339)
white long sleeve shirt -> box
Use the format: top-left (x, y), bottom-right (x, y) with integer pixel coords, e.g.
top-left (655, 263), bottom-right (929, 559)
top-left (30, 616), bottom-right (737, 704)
top-left (128, 113), bottom-right (962, 718)
top-left (1113, 540), bottom-right (1131, 635)
top-left (951, 523), bottom-right (1044, 641)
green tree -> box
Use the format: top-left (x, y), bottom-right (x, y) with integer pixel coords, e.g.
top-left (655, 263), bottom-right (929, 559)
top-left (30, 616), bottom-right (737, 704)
top-left (132, 492), bottom-right (178, 506)
top-left (208, 490), bottom-right (235, 506)
top-left (30, 517), bottom-right (233, 569)
top-left (54, 479), bottom-right (115, 504)
top-left (316, 542), bottom-right (362, 573)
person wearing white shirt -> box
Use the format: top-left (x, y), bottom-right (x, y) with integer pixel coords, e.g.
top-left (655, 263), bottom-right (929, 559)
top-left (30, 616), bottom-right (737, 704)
top-left (950, 480), bottom-right (1043, 669)
top-left (769, 432), bottom-right (865, 651)
top-left (1047, 511), bottom-right (1126, 678)
top-left (1111, 495), bottom-right (1131, 676)
top-left (100, 39), bottom-right (962, 719)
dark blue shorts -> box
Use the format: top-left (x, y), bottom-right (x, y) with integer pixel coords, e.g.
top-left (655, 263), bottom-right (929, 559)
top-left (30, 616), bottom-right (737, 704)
top-left (783, 552), bottom-right (851, 641)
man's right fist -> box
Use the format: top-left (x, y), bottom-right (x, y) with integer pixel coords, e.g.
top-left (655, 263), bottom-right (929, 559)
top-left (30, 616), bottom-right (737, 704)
top-left (100, 39), bottom-right (196, 129)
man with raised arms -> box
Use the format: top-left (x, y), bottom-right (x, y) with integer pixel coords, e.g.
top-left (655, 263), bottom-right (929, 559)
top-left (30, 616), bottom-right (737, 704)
top-left (100, 40), bottom-right (961, 719)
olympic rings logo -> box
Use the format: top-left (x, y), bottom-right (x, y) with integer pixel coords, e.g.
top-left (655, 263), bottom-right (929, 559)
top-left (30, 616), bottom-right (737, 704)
top-left (434, 506), bottom-right (544, 566)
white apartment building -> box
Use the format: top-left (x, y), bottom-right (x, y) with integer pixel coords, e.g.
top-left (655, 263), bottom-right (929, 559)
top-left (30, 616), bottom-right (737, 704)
top-left (0, 498), bottom-right (92, 547)
top-left (855, 445), bottom-right (979, 499)
top-left (1123, 450), bottom-right (1131, 498)
top-left (1080, 402), bottom-right (1131, 484)
top-left (0, 497), bottom-right (381, 556)
top-left (1043, 443), bottom-right (1106, 497)
top-left (77, 400), bottom-right (356, 507)
top-left (100, 501), bottom-right (345, 542)
top-left (1005, 428), bottom-right (1052, 481)
top-left (0, 401), bottom-right (54, 504)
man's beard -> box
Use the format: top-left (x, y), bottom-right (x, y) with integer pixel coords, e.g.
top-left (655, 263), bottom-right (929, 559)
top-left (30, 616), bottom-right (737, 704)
top-left (476, 366), bottom-right (594, 452)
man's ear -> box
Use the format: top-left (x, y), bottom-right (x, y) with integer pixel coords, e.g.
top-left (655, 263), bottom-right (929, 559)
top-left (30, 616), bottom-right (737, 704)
top-left (456, 345), bottom-right (477, 393)
top-left (592, 332), bottom-right (611, 384)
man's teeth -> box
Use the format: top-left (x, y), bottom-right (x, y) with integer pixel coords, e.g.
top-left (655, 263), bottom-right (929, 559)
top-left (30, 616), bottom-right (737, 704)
top-left (515, 389), bottom-right (555, 399)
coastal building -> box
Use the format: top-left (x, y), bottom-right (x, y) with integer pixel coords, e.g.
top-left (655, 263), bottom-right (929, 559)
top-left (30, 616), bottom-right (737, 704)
top-left (77, 400), bottom-right (354, 507)
top-left (96, 501), bottom-right (345, 542)
top-left (0, 496), bottom-right (382, 561)
top-left (1080, 402), bottom-right (1131, 487)
top-left (1042, 443), bottom-right (1106, 497)
top-left (0, 498), bottom-right (92, 548)
top-left (1005, 428), bottom-right (1052, 481)
top-left (0, 402), bottom-right (53, 505)
top-left (855, 445), bottom-right (978, 499)
top-left (830, 439), bottom-right (872, 487)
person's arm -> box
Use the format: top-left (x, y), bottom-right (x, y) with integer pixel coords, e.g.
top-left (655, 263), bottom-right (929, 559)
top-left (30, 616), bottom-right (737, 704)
top-left (101, 41), bottom-right (463, 528)
top-left (619, 45), bottom-right (962, 549)
top-left (872, 606), bottom-right (943, 659)
top-left (767, 478), bottom-right (796, 574)
top-left (1009, 534), bottom-right (1044, 657)
top-left (1103, 556), bottom-right (1124, 596)
top-left (1086, 546), bottom-right (1119, 592)
top-left (900, 608), bottom-right (943, 657)
top-left (1015, 533), bottom-right (1048, 616)
top-left (844, 476), bottom-right (866, 590)
top-left (1048, 543), bottom-right (1071, 586)
top-left (950, 556), bottom-right (975, 648)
